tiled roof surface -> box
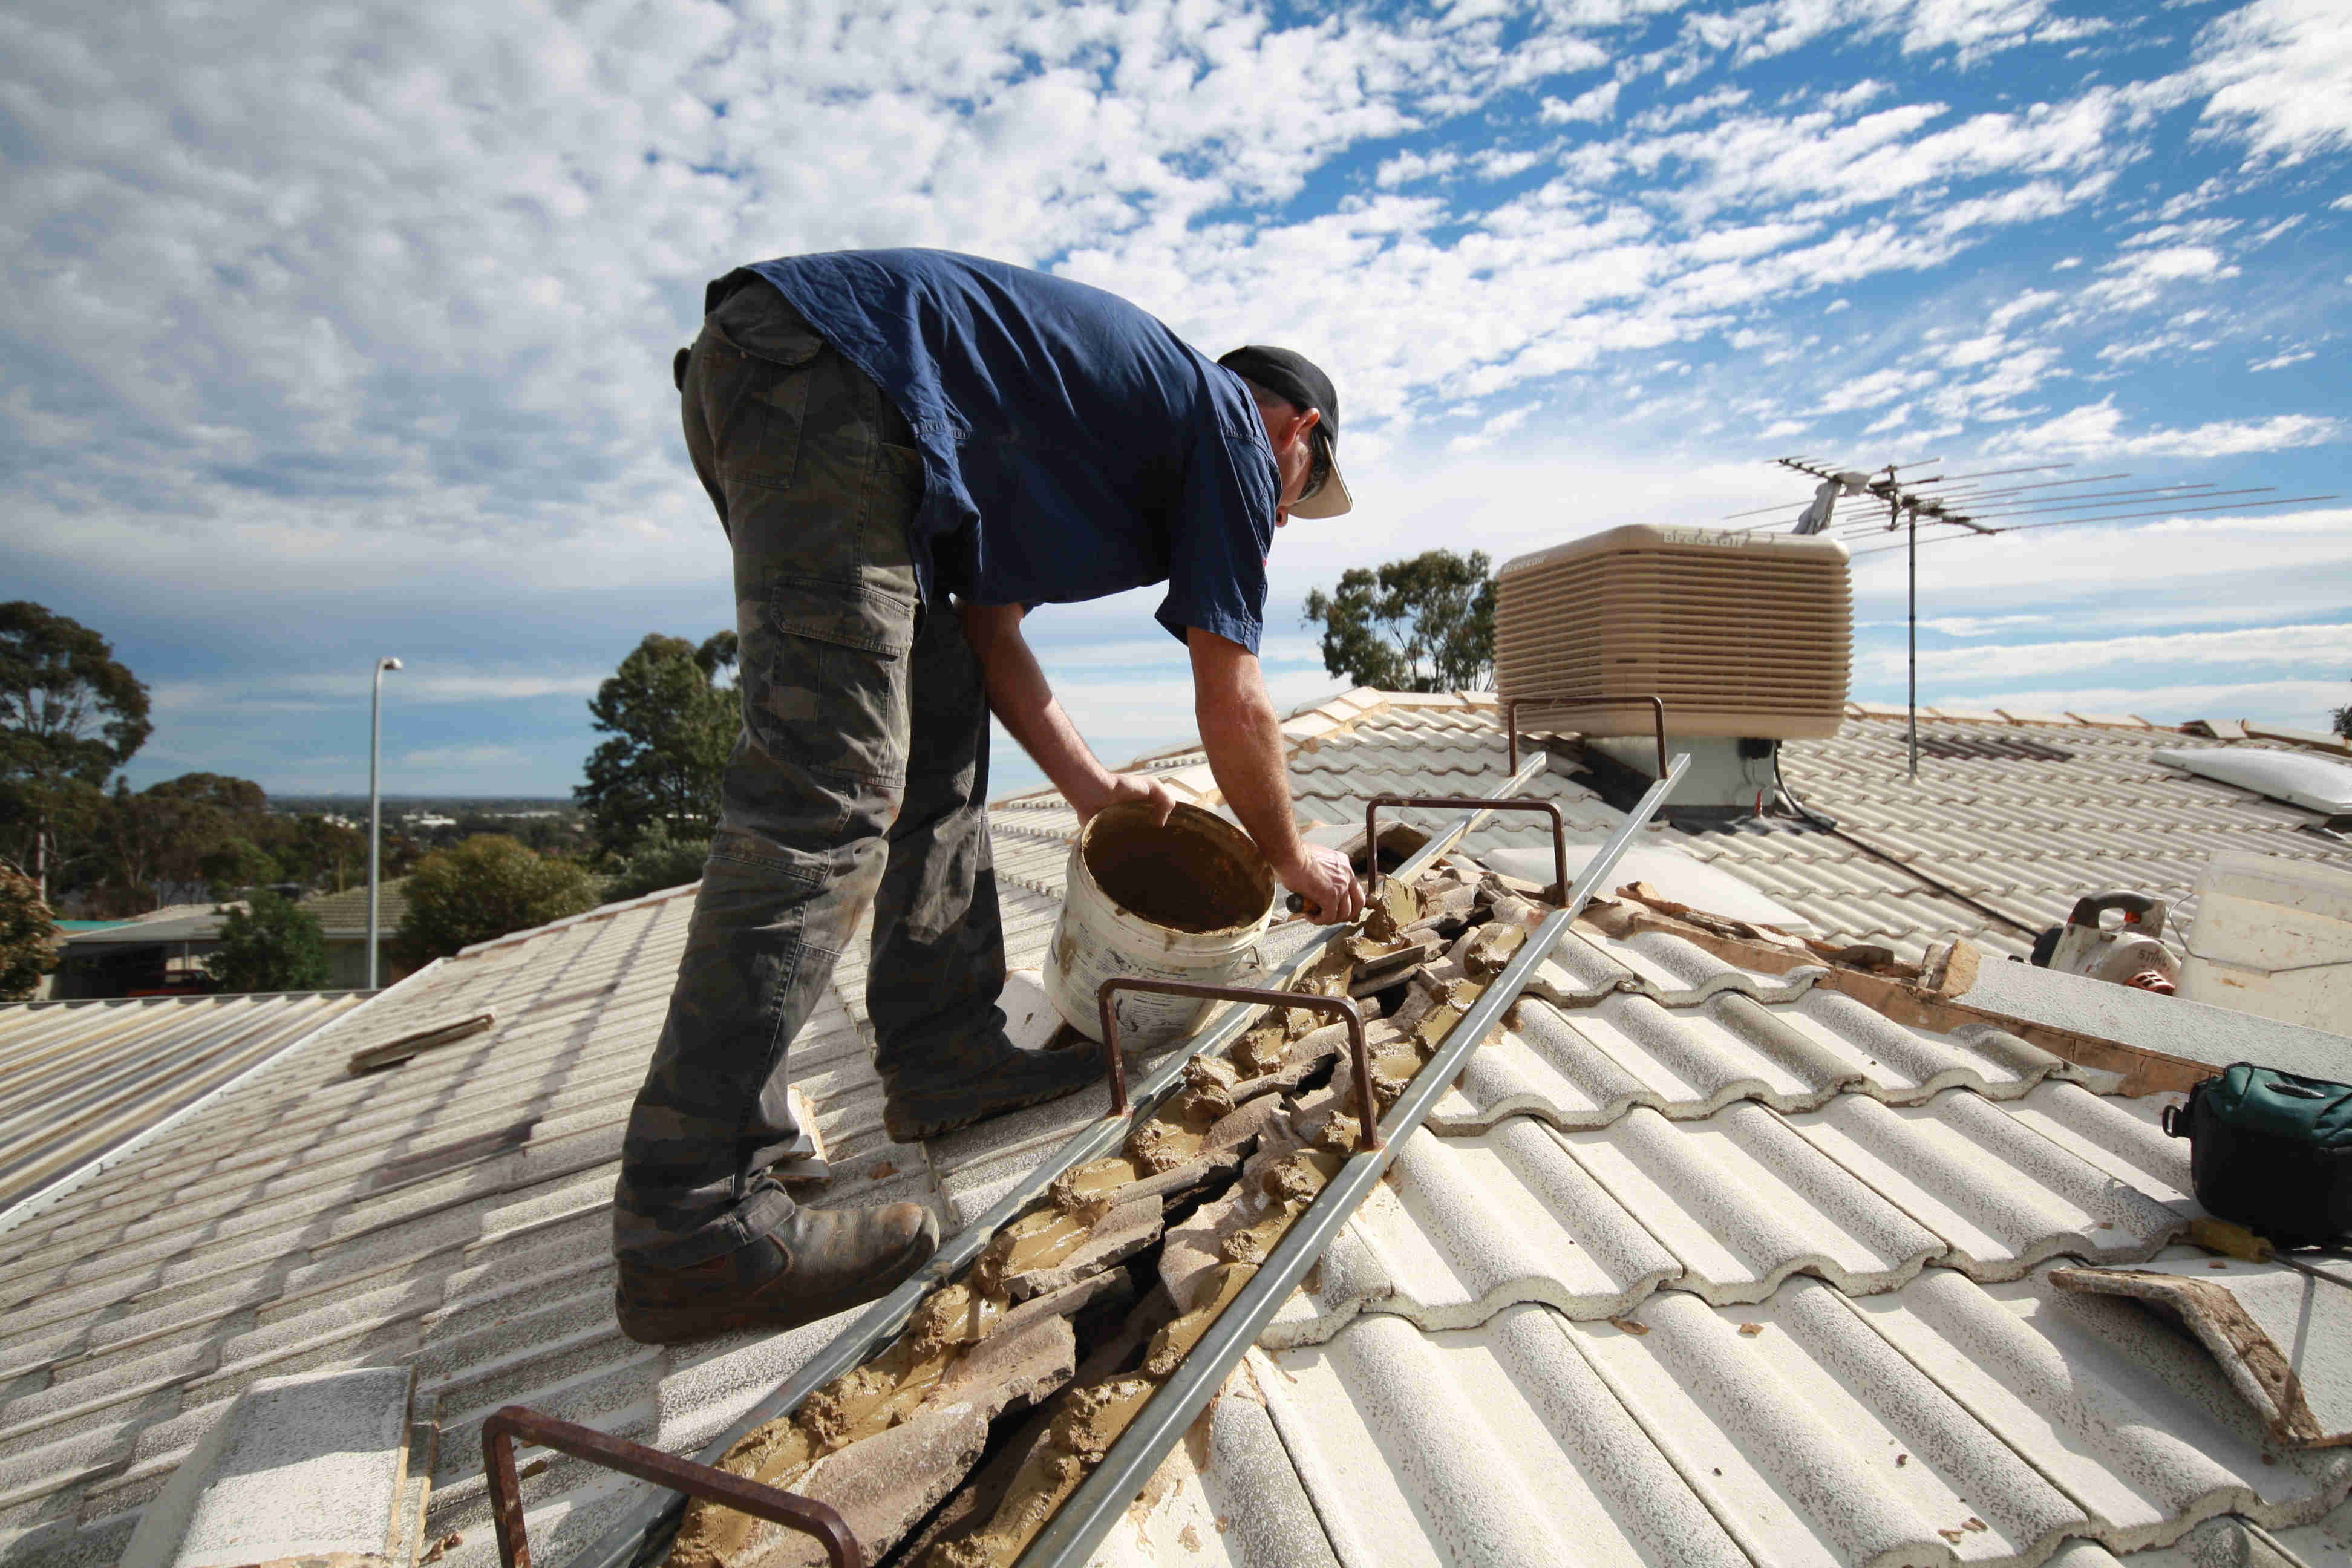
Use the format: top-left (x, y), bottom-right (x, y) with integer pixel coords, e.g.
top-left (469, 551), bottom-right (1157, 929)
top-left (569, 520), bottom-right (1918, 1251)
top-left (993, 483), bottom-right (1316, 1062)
top-left (300, 879), bottom-right (411, 936)
top-left (0, 990), bottom-right (365, 1215)
top-left (3, 686), bottom-right (2344, 1567)
top-left (1114, 916), bottom-right (2350, 1568)
top-left (0, 863), bottom-right (1099, 1565)
top-left (1687, 710), bottom-right (2352, 961)
top-left (55, 906), bottom-right (232, 947)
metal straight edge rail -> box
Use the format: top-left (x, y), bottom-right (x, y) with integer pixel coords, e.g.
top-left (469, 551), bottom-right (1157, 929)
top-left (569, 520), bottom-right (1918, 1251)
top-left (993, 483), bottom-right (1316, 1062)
top-left (1016, 748), bottom-right (1690, 1568)
top-left (566, 751), bottom-right (1560, 1568)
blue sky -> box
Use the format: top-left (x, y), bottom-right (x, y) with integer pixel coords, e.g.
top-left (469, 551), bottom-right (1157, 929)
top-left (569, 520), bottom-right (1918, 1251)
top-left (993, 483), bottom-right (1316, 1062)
top-left (5, 0), bottom-right (2348, 805)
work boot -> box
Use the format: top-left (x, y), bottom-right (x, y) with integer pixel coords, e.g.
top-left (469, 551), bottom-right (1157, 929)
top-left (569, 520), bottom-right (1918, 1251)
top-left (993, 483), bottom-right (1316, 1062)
top-left (614, 1201), bottom-right (939, 1346)
top-left (883, 1033), bottom-right (1106, 1143)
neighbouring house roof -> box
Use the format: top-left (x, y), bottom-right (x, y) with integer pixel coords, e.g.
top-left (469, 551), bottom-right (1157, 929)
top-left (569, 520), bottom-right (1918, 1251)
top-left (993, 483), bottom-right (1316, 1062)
top-left (0, 991), bottom-right (367, 1215)
top-left (300, 880), bottom-right (411, 938)
top-left (54, 906), bottom-right (235, 949)
top-left (1, 687), bottom-right (2347, 1567)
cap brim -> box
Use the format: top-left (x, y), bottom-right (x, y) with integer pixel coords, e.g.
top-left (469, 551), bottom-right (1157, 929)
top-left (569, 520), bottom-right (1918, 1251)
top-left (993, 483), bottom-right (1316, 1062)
top-left (1287, 463), bottom-right (1353, 520)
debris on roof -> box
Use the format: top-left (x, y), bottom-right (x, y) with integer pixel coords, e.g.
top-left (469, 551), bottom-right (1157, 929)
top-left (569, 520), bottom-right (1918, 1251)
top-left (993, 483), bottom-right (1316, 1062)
top-left (117, 1365), bottom-right (420, 1568)
top-left (345, 1008), bottom-right (498, 1074)
top-left (2054, 1251), bottom-right (2352, 1449)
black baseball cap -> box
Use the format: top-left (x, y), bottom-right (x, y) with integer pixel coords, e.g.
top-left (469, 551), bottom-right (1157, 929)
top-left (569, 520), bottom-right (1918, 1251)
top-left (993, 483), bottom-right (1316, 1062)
top-left (1217, 345), bottom-right (1353, 519)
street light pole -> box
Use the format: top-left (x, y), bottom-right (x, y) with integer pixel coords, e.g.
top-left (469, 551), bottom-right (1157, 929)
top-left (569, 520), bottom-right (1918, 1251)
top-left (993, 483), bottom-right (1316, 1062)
top-left (368, 657), bottom-right (402, 989)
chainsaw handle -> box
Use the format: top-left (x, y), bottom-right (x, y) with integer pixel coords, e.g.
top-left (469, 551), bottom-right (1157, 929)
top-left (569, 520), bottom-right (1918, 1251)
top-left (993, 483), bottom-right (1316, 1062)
top-left (2065, 891), bottom-right (2165, 938)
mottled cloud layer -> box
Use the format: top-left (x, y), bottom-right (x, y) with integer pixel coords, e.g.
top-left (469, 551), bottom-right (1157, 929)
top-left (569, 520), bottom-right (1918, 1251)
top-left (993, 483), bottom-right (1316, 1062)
top-left (2, 0), bottom-right (2345, 792)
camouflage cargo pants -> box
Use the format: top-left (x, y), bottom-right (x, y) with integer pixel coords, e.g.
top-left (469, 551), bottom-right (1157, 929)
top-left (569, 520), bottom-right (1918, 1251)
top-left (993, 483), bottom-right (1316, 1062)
top-left (612, 272), bottom-right (1009, 1267)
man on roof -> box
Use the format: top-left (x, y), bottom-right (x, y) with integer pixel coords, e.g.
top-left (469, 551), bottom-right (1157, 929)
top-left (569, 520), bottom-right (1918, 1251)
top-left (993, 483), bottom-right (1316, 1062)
top-left (613, 249), bottom-right (1365, 1345)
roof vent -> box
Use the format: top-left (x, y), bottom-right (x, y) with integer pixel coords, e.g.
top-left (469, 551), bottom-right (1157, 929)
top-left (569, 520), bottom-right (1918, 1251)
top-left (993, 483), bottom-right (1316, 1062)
top-left (1494, 524), bottom-right (1852, 742)
top-left (2155, 747), bottom-right (2352, 815)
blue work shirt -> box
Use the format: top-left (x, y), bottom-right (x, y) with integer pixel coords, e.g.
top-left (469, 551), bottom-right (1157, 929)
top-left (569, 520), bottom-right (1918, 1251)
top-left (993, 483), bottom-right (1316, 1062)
top-left (745, 250), bottom-right (1281, 652)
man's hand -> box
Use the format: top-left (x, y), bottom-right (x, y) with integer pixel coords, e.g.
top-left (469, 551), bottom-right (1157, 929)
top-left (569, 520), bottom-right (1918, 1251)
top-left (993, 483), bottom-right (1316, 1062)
top-left (1073, 771), bottom-right (1177, 828)
top-left (1276, 842), bottom-right (1364, 926)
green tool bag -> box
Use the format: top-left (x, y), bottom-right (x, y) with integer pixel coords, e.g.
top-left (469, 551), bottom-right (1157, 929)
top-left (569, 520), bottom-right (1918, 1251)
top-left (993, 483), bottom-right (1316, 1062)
top-left (2164, 1063), bottom-right (2352, 1247)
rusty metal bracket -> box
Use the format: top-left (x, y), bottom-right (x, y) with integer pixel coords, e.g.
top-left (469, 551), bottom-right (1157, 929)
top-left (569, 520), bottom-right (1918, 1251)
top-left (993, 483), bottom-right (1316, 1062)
top-left (483, 1406), bottom-right (863, 1568)
top-left (1365, 795), bottom-right (1567, 905)
top-left (1502, 695), bottom-right (1668, 780)
top-left (1097, 978), bottom-right (1377, 1150)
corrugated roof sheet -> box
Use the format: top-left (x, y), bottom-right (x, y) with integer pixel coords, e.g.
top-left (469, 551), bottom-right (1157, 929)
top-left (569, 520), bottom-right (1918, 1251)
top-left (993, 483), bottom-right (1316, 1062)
top-left (0, 991), bottom-right (365, 1214)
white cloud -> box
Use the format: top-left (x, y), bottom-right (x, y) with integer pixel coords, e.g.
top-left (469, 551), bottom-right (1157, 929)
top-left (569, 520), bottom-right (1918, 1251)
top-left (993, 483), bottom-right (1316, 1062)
top-left (150, 670), bottom-right (603, 714)
top-left (2081, 244), bottom-right (2242, 309)
top-left (1847, 507), bottom-right (2352, 604)
top-left (1540, 80), bottom-right (1621, 123)
top-left (1878, 619), bottom-right (2352, 682)
top-left (1988, 396), bottom-right (2342, 455)
top-left (1681, 0), bottom-right (2057, 65)
top-left (2192, 0), bottom-right (2352, 164)
top-left (1376, 149), bottom-right (1462, 187)
top-left (2248, 348), bottom-right (2316, 370)
top-left (1916, 613), bottom-right (2055, 636)
top-left (399, 744), bottom-right (535, 771)
top-left (1921, 677), bottom-right (2347, 728)
top-left (2118, 216), bottom-right (2239, 247)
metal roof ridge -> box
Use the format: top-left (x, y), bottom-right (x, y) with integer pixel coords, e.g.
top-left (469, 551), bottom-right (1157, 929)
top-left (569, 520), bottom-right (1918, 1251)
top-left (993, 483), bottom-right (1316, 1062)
top-left (1839, 705), bottom-right (2176, 733)
top-left (451, 882), bottom-right (702, 959)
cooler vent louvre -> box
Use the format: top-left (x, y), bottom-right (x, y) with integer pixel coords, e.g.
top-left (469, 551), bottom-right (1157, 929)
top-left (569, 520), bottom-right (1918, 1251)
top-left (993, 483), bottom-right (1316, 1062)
top-left (1495, 524), bottom-right (1852, 740)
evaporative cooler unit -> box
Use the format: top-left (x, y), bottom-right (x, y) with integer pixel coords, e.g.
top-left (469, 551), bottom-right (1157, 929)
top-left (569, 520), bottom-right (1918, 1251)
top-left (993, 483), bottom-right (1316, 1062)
top-left (1494, 523), bottom-right (1852, 814)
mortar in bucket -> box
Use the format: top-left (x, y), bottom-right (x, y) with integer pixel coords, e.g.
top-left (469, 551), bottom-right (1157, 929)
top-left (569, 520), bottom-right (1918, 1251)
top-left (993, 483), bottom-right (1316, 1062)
top-left (1044, 800), bottom-right (1278, 1049)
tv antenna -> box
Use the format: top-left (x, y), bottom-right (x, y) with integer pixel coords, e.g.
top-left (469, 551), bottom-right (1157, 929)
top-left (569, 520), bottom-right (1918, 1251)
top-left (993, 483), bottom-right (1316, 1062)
top-left (1731, 457), bottom-right (2339, 779)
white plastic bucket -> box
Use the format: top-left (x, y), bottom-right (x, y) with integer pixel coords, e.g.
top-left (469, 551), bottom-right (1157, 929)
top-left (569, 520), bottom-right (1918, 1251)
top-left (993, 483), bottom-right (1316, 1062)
top-left (1044, 801), bottom-right (1277, 1049)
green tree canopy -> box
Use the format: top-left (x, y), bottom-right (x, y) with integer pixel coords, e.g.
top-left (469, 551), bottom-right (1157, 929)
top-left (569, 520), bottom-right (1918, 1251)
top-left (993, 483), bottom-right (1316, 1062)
top-left (204, 890), bottom-right (330, 993)
top-left (393, 834), bottom-right (601, 970)
top-left (94, 772), bottom-right (272, 901)
top-left (201, 837), bottom-right (285, 898)
top-left (0, 603), bottom-right (152, 895)
top-left (282, 814), bottom-right (367, 893)
top-left (0, 859), bottom-right (61, 1002)
top-left (576, 632), bottom-right (739, 857)
top-left (1302, 549), bottom-right (1496, 693)
top-left (602, 818), bottom-right (711, 903)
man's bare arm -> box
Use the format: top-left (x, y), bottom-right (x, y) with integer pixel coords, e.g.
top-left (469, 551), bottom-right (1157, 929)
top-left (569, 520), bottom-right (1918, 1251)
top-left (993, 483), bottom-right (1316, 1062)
top-left (1188, 627), bottom-right (1362, 924)
top-left (961, 603), bottom-right (1174, 825)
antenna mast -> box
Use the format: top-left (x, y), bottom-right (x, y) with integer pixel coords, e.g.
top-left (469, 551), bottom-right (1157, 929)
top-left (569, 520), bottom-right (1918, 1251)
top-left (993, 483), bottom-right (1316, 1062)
top-left (1736, 459), bottom-right (2336, 787)
top-left (1772, 457), bottom-right (1985, 779)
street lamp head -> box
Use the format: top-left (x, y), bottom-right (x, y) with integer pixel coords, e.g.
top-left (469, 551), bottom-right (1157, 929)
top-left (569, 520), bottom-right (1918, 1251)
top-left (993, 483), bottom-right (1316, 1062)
top-left (380, 657), bottom-right (403, 671)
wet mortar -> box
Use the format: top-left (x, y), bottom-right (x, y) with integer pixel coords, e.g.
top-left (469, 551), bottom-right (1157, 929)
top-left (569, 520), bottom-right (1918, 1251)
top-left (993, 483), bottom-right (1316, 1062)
top-left (1081, 803), bottom-right (1273, 934)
